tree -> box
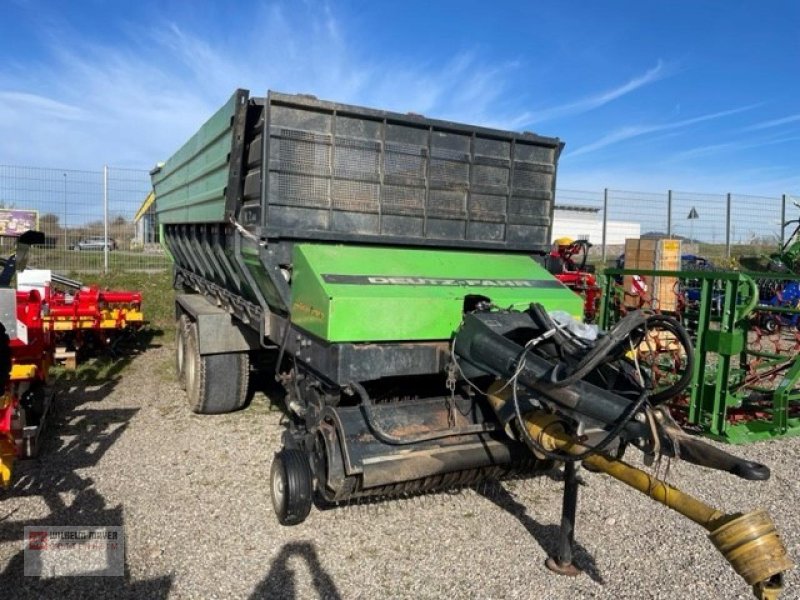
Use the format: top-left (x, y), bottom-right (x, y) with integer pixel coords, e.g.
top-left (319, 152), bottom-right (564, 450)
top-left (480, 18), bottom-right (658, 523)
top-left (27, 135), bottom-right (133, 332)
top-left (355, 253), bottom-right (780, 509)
top-left (39, 213), bottom-right (61, 232)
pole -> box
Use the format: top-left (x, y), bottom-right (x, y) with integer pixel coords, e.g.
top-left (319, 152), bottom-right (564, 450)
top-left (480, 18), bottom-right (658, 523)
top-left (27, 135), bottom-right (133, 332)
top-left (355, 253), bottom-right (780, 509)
top-left (667, 189), bottom-right (673, 237)
top-left (63, 173), bottom-right (68, 251)
top-left (725, 192), bottom-right (732, 259)
top-left (545, 459), bottom-right (581, 576)
top-left (601, 188), bottom-right (608, 264)
top-left (781, 194), bottom-right (787, 248)
top-left (103, 165), bottom-right (109, 273)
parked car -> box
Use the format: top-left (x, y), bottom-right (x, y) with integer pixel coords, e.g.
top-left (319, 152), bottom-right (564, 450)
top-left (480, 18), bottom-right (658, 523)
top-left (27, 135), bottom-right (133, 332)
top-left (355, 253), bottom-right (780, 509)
top-left (72, 237), bottom-right (116, 251)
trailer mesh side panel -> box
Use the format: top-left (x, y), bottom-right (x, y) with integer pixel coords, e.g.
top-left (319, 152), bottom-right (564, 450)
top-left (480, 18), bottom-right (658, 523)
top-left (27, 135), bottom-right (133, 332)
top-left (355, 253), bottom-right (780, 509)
top-left (260, 92), bottom-right (561, 253)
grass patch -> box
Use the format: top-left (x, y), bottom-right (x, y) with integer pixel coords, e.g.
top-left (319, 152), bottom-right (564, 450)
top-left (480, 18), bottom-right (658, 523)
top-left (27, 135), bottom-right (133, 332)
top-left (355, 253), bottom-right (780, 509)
top-left (29, 247), bottom-right (170, 272)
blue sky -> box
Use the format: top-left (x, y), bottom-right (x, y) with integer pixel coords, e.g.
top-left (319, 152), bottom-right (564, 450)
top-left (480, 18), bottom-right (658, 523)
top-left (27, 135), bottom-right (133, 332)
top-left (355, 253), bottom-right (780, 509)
top-left (0, 0), bottom-right (798, 195)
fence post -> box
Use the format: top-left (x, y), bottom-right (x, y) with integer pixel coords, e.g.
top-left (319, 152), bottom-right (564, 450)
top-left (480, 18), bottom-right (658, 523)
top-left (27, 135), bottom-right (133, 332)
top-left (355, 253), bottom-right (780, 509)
top-left (63, 173), bottom-right (68, 252)
top-left (781, 194), bottom-right (787, 247)
top-left (667, 189), bottom-right (672, 237)
top-left (725, 192), bottom-right (732, 259)
top-left (103, 165), bottom-right (109, 274)
top-left (601, 188), bottom-right (608, 263)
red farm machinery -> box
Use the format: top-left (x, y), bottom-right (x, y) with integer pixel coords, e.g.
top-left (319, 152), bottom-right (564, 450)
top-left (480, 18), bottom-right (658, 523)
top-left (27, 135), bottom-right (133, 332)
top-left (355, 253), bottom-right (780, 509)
top-left (0, 231), bottom-right (145, 485)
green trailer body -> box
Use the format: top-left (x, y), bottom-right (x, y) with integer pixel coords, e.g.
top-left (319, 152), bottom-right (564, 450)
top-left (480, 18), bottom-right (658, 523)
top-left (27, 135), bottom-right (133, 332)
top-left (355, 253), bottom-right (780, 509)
top-left (152, 90), bottom-right (246, 225)
top-left (291, 243), bottom-right (581, 342)
top-left (152, 89), bottom-right (565, 323)
top-left (153, 88), bottom-right (577, 509)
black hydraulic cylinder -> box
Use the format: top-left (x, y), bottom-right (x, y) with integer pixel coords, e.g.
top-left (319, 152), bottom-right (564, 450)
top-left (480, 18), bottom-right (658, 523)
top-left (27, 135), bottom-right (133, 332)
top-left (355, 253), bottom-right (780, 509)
top-left (455, 311), bottom-right (772, 481)
top-left (454, 312), bottom-right (648, 437)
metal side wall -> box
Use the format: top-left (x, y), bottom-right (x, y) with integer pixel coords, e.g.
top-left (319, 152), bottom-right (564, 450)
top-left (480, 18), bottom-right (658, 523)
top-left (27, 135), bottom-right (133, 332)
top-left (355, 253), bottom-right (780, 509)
top-left (154, 90), bottom-right (289, 318)
top-left (291, 244), bottom-right (583, 342)
top-left (152, 89), bottom-right (249, 224)
top-left (259, 91), bottom-right (562, 254)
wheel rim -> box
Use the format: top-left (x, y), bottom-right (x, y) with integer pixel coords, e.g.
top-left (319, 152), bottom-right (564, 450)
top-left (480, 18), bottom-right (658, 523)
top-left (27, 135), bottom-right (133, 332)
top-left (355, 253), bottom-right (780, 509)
top-left (271, 461), bottom-right (285, 509)
top-left (185, 336), bottom-right (196, 392)
top-left (176, 331), bottom-right (184, 374)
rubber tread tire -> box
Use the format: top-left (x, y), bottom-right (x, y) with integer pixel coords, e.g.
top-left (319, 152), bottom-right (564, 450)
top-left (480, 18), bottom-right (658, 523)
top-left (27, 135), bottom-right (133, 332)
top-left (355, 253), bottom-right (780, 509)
top-left (184, 321), bottom-right (249, 414)
top-left (270, 448), bottom-right (313, 526)
top-left (175, 314), bottom-right (191, 390)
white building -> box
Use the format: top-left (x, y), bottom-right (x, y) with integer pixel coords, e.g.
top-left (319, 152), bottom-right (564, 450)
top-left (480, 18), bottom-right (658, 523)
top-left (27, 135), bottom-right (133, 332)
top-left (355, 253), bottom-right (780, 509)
top-left (551, 204), bottom-right (640, 245)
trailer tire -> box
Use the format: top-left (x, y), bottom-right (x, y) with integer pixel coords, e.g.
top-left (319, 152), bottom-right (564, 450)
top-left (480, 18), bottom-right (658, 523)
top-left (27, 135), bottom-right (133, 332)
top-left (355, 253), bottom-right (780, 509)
top-left (184, 321), bottom-right (250, 414)
top-left (270, 448), bottom-right (313, 526)
top-left (175, 314), bottom-right (190, 390)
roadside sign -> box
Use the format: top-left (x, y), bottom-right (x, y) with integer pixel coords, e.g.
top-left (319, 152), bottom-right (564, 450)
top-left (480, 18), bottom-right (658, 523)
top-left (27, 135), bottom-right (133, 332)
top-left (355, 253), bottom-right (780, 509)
top-left (0, 209), bottom-right (39, 237)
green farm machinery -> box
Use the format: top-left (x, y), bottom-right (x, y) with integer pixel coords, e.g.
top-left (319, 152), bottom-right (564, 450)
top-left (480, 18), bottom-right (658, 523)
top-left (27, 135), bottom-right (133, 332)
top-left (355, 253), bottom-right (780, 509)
top-left (152, 90), bottom-right (792, 598)
top-left (602, 265), bottom-right (800, 444)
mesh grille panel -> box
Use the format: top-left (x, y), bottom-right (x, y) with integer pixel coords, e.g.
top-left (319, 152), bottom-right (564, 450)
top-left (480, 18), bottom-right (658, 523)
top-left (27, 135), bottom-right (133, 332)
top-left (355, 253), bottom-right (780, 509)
top-left (385, 142), bottom-right (426, 179)
top-left (430, 158), bottom-right (469, 184)
top-left (473, 163), bottom-right (509, 188)
top-left (509, 196), bottom-right (551, 216)
top-left (273, 128), bottom-right (331, 176)
top-left (382, 185), bottom-right (425, 215)
top-left (513, 163), bottom-right (551, 191)
top-left (332, 179), bottom-right (379, 213)
top-left (264, 97), bottom-right (559, 249)
top-left (271, 172), bottom-right (329, 208)
top-left (470, 194), bottom-right (507, 223)
top-left (333, 137), bottom-right (381, 180)
top-left (428, 189), bottom-right (466, 217)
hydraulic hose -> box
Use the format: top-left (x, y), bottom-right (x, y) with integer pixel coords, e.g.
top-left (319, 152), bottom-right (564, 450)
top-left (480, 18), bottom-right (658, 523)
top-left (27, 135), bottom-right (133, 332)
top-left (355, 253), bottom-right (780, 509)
top-left (542, 309), bottom-right (649, 388)
top-left (632, 313), bottom-right (694, 404)
top-left (528, 304), bottom-right (694, 404)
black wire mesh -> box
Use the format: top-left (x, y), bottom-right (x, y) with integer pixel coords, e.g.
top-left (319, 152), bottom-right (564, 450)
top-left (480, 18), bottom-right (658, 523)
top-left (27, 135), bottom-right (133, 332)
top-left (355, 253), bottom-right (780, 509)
top-left (0, 163), bottom-right (791, 274)
top-left (0, 165), bottom-right (166, 273)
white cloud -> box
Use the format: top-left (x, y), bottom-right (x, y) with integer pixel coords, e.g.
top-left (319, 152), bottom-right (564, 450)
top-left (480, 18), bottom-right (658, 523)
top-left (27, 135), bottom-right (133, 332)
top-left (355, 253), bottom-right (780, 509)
top-left (670, 135), bottom-right (800, 161)
top-left (566, 104), bottom-right (760, 158)
top-left (529, 60), bottom-right (670, 124)
top-left (0, 91), bottom-right (86, 121)
top-left (557, 164), bottom-right (794, 196)
top-left (744, 113), bottom-right (800, 131)
top-left (0, 5), bottom-right (540, 169)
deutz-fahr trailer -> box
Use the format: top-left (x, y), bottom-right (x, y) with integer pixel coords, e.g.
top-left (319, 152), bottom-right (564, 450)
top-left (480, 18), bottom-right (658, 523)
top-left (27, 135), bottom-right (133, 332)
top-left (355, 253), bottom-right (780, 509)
top-left (152, 90), bottom-right (791, 598)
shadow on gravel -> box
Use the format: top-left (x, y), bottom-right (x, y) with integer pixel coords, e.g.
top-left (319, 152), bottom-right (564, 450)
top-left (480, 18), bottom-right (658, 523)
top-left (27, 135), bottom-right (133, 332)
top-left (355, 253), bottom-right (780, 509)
top-left (245, 352), bottom-right (287, 411)
top-left (74, 327), bottom-right (161, 361)
top-left (250, 541), bottom-right (341, 600)
top-left (0, 336), bottom-right (173, 597)
top-left (476, 475), bottom-right (605, 584)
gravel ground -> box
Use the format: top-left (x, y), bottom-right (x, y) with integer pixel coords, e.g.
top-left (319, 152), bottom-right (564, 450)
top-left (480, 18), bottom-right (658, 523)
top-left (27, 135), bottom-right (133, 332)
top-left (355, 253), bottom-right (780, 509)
top-left (0, 340), bottom-right (798, 599)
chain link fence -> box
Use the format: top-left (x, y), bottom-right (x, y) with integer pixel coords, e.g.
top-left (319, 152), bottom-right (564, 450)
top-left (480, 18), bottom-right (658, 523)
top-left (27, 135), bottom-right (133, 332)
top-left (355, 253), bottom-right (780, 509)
top-left (0, 165), bottom-right (166, 273)
top-left (554, 188), bottom-right (795, 266)
top-left (0, 163), bottom-right (796, 273)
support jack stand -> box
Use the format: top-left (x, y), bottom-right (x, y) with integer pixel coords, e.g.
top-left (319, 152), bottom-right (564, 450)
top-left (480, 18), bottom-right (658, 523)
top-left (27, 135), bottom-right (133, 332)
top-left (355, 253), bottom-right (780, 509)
top-left (545, 460), bottom-right (582, 577)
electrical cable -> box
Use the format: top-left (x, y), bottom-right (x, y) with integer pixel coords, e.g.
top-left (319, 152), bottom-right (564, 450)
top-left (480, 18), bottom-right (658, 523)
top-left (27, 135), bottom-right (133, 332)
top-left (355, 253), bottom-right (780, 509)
top-left (511, 375), bottom-right (648, 463)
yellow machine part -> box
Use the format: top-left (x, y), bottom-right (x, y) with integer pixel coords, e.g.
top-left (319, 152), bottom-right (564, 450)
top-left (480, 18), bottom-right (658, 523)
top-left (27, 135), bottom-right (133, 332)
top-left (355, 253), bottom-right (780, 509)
top-left (44, 308), bottom-right (144, 331)
top-left (0, 392), bottom-right (15, 486)
top-left (10, 364), bottom-right (37, 381)
top-left (102, 308), bottom-right (144, 324)
top-left (486, 385), bottom-right (793, 600)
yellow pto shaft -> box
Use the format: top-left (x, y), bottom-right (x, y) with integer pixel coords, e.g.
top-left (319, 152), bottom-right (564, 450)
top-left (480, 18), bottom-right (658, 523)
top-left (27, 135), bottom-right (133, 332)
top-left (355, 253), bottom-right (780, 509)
top-left (487, 388), bottom-right (793, 600)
